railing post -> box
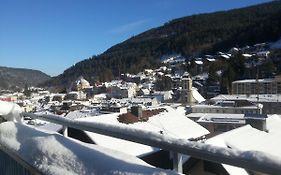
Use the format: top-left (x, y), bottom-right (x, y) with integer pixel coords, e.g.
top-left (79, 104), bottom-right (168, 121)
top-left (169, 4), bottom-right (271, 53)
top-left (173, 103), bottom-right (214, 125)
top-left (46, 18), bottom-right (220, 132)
top-left (62, 126), bottom-right (68, 137)
top-left (172, 152), bottom-right (183, 173)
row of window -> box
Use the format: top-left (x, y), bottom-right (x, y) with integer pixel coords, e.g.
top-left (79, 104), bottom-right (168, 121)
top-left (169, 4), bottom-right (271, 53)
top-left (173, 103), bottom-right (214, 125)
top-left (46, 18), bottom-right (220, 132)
top-left (193, 108), bottom-right (259, 114)
top-left (233, 81), bottom-right (281, 94)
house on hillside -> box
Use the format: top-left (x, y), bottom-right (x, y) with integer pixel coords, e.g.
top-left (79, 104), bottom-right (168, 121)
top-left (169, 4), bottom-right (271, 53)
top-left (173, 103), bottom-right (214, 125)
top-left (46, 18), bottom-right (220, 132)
top-left (71, 76), bottom-right (91, 91)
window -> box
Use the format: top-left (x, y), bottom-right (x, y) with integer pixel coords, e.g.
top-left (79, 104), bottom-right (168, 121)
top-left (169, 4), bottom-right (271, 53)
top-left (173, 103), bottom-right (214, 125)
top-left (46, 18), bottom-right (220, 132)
top-left (214, 124), bottom-right (227, 132)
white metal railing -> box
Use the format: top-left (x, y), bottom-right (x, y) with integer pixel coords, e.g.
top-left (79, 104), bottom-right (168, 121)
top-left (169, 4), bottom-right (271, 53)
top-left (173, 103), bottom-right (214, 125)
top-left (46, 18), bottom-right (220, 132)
top-left (22, 112), bottom-right (281, 174)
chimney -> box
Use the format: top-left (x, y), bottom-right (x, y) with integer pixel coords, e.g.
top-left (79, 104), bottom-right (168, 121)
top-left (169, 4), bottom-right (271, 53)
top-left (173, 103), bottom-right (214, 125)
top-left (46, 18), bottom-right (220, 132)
top-left (244, 113), bottom-right (267, 131)
top-left (131, 106), bottom-right (143, 119)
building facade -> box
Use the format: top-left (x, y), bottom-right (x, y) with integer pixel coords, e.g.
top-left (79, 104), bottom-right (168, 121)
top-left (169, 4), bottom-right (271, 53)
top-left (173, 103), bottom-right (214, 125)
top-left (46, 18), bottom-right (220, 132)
top-left (232, 75), bottom-right (281, 95)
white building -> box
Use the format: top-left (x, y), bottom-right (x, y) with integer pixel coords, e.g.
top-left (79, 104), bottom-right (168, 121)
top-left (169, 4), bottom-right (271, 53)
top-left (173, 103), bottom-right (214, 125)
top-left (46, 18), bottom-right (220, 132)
top-left (107, 82), bottom-right (138, 99)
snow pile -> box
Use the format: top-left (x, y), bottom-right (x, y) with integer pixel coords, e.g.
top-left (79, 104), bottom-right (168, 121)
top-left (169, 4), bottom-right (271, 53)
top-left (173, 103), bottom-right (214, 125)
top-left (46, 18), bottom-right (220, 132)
top-left (266, 114), bottom-right (281, 134)
top-left (215, 125), bottom-right (281, 157)
top-left (0, 101), bottom-right (22, 123)
top-left (0, 122), bottom-right (178, 175)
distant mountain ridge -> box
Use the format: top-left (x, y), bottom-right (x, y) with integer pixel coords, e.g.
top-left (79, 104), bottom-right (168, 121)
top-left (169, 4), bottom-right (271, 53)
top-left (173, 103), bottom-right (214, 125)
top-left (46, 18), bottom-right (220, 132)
top-left (0, 66), bottom-right (51, 90)
top-left (42, 1), bottom-right (281, 89)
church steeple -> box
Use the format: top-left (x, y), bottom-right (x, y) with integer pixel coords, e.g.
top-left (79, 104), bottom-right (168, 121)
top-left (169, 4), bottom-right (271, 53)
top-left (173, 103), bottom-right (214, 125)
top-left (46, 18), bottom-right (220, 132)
top-left (181, 72), bottom-right (193, 105)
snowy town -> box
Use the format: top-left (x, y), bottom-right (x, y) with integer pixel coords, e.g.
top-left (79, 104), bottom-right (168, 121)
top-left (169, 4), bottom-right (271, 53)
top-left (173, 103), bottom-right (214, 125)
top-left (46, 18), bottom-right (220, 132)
top-left (2, 0), bottom-right (281, 174)
top-left (1, 41), bottom-right (281, 175)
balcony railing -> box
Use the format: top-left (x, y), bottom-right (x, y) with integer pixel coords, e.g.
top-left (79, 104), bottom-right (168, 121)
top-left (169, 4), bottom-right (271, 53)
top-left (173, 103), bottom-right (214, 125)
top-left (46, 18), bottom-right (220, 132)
top-left (2, 112), bottom-right (278, 174)
top-left (0, 143), bottom-right (42, 175)
top-left (21, 112), bottom-right (281, 174)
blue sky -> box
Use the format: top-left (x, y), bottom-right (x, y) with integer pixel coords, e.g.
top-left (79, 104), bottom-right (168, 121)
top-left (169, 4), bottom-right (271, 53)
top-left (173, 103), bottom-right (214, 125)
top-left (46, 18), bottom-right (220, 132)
top-left (0, 0), bottom-right (271, 76)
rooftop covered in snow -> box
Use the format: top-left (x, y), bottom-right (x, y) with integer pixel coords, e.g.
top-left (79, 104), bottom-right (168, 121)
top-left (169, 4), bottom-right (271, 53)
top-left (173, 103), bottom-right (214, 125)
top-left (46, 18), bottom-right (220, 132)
top-left (205, 114), bottom-right (281, 174)
top-left (212, 94), bottom-right (281, 103)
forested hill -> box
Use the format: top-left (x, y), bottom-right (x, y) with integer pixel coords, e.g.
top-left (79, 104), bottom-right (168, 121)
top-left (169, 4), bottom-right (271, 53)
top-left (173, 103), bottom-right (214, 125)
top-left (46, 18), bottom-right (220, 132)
top-left (0, 66), bottom-right (51, 90)
top-left (42, 1), bottom-right (281, 89)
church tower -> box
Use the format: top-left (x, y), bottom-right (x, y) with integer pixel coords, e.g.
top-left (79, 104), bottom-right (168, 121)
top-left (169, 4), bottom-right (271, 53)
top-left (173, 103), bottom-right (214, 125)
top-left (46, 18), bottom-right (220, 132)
top-left (181, 72), bottom-right (194, 105)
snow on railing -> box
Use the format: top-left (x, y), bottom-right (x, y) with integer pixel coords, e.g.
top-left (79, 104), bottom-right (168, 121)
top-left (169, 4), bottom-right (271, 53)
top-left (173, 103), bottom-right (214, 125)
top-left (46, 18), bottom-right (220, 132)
top-left (22, 112), bottom-right (281, 174)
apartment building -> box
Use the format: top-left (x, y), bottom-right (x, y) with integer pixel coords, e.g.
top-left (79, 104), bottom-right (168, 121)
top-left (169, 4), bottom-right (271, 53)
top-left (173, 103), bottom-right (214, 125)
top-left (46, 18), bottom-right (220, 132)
top-left (232, 75), bottom-right (281, 95)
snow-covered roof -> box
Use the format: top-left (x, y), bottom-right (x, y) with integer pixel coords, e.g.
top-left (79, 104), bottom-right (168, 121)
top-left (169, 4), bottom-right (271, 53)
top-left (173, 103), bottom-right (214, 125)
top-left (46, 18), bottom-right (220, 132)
top-left (25, 111), bottom-right (64, 132)
top-left (195, 60), bottom-right (203, 65)
top-left (77, 106), bottom-right (209, 157)
top-left (50, 93), bottom-right (65, 97)
top-left (0, 122), bottom-right (178, 175)
top-left (230, 47), bottom-right (239, 51)
top-left (74, 76), bottom-right (91, 87)
top-left (256, 51), bottom-right (270, 56)
top-left (206, 58), bottom-right (216, 62)
top-left (157, 72), bottom-right (164, 76)
top-left (242, 53), bottom-right (252, 57)
top-left (191, 87), bottom-right (205, 103)
top-left (220, 54), bottom-right (230, 59)
top-left (193, 113), bottom-right (245, 124)
top-left (65, 110), bottom-right (100, 120)
top-left (193, 73), bottom-right (209, 80)
top-left (68, 91), bottom-right (79, 95)
top-left (232, 78), bottom-right (275, 83)
top-left (193, 104), bottom-right (258, 109)
top-left (205, 115), bottom-right (281, 174)
top-left (93, 93), bottom-right (107, 99)
top-left (206, 136), bottom-right (249, 175)
top-left (141, 88), bottom-right (150, 95)
top-left (105, 97), bottom-right (158, 107)
top-left (212, 94), bottom-right (281, 103)
top-left (161, 54), bottom-right (185, 64)
top-left (205, 54), bottom-right (214, 58)
top-left (254, 42), bottom-right (267, 47)
top-left (104, 80), bottom-right (123, 87)
top-left (207, 124), bottom-right (281, 158)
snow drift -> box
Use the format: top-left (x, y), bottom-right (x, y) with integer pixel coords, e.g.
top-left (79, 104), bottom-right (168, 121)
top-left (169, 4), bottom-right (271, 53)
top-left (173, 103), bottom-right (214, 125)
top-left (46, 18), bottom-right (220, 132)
top-left (0, 101), bottom-right (22, 123)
